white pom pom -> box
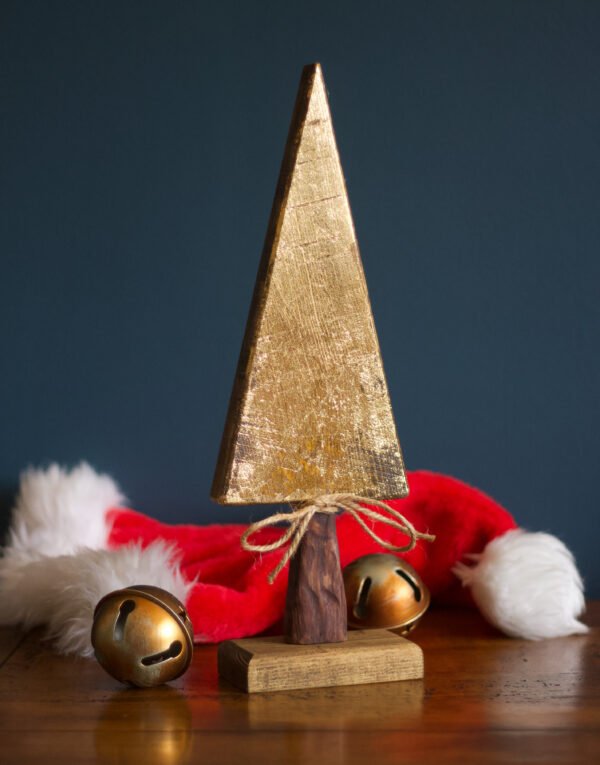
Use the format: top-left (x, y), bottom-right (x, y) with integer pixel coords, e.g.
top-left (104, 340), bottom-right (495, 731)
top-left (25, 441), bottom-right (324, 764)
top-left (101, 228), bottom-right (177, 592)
top-left (453, 529), bottom-right (588, 640)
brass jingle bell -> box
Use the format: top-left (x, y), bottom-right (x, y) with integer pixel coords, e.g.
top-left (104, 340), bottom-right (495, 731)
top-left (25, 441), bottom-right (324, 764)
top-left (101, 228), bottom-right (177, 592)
top-left (343, 554), bottom-right (430, 634)
top-left (91, 585), bottom-right (194, 688)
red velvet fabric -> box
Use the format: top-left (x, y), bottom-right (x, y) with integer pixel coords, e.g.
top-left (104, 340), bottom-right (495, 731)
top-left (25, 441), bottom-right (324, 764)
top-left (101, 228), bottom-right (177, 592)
top-left (107, 470), bottom-right (517, 643)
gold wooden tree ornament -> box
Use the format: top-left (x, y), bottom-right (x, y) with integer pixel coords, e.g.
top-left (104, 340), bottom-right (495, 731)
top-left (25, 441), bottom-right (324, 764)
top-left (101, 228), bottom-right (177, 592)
top-left (211, 63), bottom-right (407, 506)
top-left (214, 63), bottom-right (426, 692)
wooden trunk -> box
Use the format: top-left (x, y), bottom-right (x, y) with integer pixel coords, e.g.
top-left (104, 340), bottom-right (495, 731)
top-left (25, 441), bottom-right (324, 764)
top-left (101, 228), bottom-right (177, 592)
top-left (284, 513), bottom-right (347, 644)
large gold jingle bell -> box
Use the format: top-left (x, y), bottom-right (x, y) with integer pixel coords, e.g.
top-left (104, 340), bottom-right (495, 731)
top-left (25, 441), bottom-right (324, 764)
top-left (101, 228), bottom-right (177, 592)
top-left (343, 554), bottom-right (430, 633)
top-left (91, 585), bottom-right (194, 688)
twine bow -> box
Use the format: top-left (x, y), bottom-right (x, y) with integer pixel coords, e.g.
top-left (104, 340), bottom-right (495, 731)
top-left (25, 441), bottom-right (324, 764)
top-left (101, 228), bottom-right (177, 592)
top-left (241, 494), bottom-right (436, 584)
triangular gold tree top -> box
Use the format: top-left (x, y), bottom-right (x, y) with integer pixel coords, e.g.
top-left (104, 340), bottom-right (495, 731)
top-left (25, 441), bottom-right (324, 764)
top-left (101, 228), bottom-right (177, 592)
top-left (212, 63), bottom-right (408, 505)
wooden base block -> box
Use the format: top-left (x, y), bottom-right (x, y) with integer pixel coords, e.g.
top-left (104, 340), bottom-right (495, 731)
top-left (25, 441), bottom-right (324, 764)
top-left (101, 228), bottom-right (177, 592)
top-left (217, 629), bottom-right (423, 693)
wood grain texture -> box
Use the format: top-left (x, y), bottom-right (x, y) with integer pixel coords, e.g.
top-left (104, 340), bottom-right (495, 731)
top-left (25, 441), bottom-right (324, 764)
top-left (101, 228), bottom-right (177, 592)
top-left (0, 626), bottom-right (24, 667)
top-left (217, 629), bottom-right (423, 692)
top-left (211, 62), bottom-right (408, 504)
top-left (0, 605), bottom-right (598, 765)
top-left (284, 513), bottom-right (347, 644)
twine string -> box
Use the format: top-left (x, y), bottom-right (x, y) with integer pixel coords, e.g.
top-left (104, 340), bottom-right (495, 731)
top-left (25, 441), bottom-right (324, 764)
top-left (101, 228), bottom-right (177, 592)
top-left (241, 494), bottom-right (436, 584)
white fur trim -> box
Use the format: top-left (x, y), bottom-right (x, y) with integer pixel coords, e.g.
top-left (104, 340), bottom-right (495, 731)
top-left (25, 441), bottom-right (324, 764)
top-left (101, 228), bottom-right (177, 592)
top-left (5, 463), bottom-right (123, 564)
top-left (453, 529), bottom-right (588, 640)
top-left (0, 542), bottom-right (192, 656)
top-left (0, 462), bottom-right (191, 656)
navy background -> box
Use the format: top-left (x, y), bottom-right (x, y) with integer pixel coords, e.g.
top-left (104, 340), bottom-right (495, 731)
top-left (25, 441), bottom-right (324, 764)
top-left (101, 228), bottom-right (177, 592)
top-left (1, 2), bottom-right (598, 595)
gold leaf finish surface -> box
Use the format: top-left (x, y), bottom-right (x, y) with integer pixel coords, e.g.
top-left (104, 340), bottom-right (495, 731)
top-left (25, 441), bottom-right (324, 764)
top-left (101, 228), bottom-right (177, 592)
top-left (212, 64), bottom-right (408, 504)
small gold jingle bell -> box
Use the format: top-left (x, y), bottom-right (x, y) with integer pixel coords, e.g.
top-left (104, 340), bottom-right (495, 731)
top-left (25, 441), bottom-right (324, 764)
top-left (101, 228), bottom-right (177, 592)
top-left (343, 554), bottom-right (430, 634)
top-left (91, 585), bottom-right (194, 688)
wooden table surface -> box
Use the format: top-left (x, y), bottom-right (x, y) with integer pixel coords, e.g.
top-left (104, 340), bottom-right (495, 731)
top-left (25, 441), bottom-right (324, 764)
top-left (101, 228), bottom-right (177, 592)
top-left (0, 604), bottom-right (598, 765)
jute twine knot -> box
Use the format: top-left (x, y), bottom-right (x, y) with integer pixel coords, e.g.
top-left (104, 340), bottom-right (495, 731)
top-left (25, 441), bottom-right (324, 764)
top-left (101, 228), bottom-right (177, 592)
top-left (241, 494), bottom-right (436, 584)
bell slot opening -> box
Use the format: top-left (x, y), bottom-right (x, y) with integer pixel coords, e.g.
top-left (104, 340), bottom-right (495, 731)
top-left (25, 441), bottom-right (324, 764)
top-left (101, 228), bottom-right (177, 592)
top-left (141, 640), bottom-right (183, 666)
top-left (395, 569), bottom-right (422, 602)
top-left (114, 599), bottom-right (136, 641)
top-left (353, 576), bottom-right (372, 620)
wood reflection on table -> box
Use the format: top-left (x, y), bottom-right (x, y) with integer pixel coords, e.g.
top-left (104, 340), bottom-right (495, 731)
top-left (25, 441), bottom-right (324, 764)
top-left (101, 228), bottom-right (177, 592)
top-left (0, 604), bottom-right (597, 765)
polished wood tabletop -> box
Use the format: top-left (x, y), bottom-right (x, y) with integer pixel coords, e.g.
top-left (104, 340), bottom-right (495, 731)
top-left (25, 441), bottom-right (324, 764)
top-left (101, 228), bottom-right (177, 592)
top-left (0, 603), bottom-right (598, 765)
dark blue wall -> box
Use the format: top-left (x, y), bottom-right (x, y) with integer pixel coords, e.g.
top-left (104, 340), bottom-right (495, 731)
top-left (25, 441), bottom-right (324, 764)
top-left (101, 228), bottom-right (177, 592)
top-left (1, 2), bottom-right (598, 595)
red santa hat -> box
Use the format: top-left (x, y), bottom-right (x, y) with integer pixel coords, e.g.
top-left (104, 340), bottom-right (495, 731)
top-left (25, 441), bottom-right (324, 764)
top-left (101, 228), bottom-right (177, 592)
top-left (0, 463), bottom-right (588, 655)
